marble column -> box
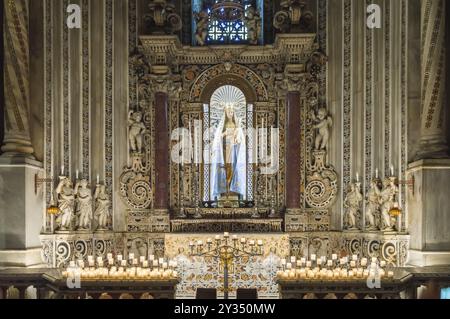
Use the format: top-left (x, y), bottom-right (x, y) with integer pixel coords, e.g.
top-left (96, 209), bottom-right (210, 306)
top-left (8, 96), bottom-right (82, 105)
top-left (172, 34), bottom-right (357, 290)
top-left (286, 91), bottom-right (301, 211)
top-left (1, 0), bottom-right (34, 158)
top-left (0, 0), bottom-right (43, 267)
top-left (154, 91), bottom-right (170, 212)
top-left (416, 0), bottom-right (449, 160)
top-left (407, 0), bottom-right (450, 266)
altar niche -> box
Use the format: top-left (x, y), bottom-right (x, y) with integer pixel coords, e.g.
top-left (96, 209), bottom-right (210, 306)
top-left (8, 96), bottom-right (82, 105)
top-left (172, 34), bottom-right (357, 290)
top-left (203, 85), bottom-right (254, 208)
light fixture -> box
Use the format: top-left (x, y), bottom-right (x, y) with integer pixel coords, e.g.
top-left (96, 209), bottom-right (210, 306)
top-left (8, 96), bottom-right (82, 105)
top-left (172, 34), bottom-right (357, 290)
top-left (46, 195), bottom-right (59, 216)
top-left (210, 0), bottom-right (245, 22)
top-left (389, 202), bottom-right (402, 218)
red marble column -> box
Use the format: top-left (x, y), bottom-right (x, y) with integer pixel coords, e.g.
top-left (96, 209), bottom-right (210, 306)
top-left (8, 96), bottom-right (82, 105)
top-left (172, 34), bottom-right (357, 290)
top-left (286, 91), bottom-right (301, 210)
top-left (154, 92), bottom-right (170, 210)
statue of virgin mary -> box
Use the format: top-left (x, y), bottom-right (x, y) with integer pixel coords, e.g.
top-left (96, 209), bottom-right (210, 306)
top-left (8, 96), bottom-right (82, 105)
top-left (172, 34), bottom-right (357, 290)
top-left (210, 103), bottom-right (247, 200)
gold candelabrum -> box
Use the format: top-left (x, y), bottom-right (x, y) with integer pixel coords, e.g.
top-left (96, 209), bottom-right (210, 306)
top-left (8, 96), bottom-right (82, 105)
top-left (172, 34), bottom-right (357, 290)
top-left (61, 253), bottom-right (179, 281)
top-left (277, 254), bottom-right (395, 282)
top-left (189, 232), bottom-right (264, 299)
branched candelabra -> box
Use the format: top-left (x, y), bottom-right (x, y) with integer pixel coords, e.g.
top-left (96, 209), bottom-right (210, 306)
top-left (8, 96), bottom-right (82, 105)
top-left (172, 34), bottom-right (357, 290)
top-left (189, 232), bottom-right (264, 299)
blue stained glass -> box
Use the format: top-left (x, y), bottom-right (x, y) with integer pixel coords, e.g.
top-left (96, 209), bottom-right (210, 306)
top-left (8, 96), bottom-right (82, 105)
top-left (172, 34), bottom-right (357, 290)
top-left (442, 287), bottom-right (450, 299)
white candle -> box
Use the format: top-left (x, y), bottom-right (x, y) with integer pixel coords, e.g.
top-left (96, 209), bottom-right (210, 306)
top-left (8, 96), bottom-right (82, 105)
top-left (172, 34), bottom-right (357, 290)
top-left (76, 170), bottom-right (79, 180)
top-left (224, 232), bottom-right (230, 238)
top-left (257, 240), bottom-right (263, 246)
top-left (149, 255), bottom-right (155, 261)
top-left (356, 173), bottom-right (360, 183)
top-left (107, 253), bottom-right (113, 260)
top-left (332, 254), bottom-right (338, 261)
top-left (390, 165), bottom-right (395, 176)
top-left (310, 254), bottom-right (316, 261)
top-left (375, 168), bottom-right (379, 179)
top-left (240, 238), bottom-right (246, 244)
top-left (117, 255), bottom-right (123, 261)
top-left (352, 255), bottom-right (358, 261)
top-left (128, 253), bottom-right (135, 260)
top-left (97, 174), bottom-right (100, 184)
top-left (140, 256), bottom-right (146, 263)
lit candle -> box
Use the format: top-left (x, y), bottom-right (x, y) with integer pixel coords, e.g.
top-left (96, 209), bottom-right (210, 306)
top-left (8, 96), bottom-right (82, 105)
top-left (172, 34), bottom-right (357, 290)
top-left (121, 260), bottom-right (127, 267)
top-left (215, 235), bottom-right (221, 241)
top-left (327, 260), bottom-right (333, 267)
top-left (61, 165), bottom-right (65, 176)
top-left (76, 170), bottom-right (79, 180)
top-left (107, 253), bottom-right (113, 260)
top-left (390, 165), bottom-right (395, 177)
top-left (306, 261), bottom-right (312, 268)
top-left (197, 240), bottom-right (203, 246)
top-left (356, 173), bottom-right (360, 183)
top-left (257, 240), bottom-right (263, 246)
top-left (240, 238), bottom-right (246, 244)
top-left (290, 256), bottom-right (296, 263)
top-left (310, 254), bottom-right (316, 261)
top-left (97, 174), bottom-right (100, 184)
top-left (249, 240), bottom-right (255, 246)
top-left (149, 255), bottom-right (155, 261)
top-left (140, 256), bottom-right (146, 263)
top-left (352, 255), bottom-right (358, 261)
top-left (232, 235), bottom-right (238, 241)
top-left (375, 168), bottom-right (379, 179)
top-left (117, 255), bottom-right (123, 261)
top-left (223, 232), bottom-right (230, 238)
top-left (332, 254), bottom-right (338, 261)
top-left (129, 253), bottom-right (135, 261)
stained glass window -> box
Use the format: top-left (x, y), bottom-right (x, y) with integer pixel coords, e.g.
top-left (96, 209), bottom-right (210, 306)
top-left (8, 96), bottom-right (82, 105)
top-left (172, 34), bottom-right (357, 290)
top-left (192, 0), bottom-right (263, 45)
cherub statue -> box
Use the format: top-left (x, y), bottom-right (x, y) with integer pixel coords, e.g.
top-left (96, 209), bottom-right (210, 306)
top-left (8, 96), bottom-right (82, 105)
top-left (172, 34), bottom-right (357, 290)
top-left (128, 111), bottom-right (146, 153)
top-left (344, 183), bottom-right (363, 230)
top-left (94, 184), bottom-right (111, 230)
top-left (244, 6), bottom-right (262, 45)
top-left (380, 178), bottom-right (398, 231)
top-left (55, 177), bottom-right (75, 231)
top-left (74, 179), bottom-right (93, 230)
top-left (311, 108), bottom-right (333, 151)
top-left (194, 10), bottom-right (209, 46)
top-left (365, 180), bottom-right (381, 231)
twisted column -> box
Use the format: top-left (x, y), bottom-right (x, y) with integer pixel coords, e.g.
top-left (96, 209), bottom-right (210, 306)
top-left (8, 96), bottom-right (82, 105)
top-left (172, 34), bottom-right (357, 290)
top-left (417, 0), bottom-right (448, 159)
top-left (1, 0), bottom-right (34, 157)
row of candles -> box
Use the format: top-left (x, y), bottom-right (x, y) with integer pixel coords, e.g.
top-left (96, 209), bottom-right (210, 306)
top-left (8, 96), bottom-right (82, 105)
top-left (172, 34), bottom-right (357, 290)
top-left (60, 165), bottom-right (101, 184)
top-left (61, 253), bottom-right (179, 281)
top-left (189, 233), bottom-right (264, 247)
top-left (277, 254), bottom-right (395, 281)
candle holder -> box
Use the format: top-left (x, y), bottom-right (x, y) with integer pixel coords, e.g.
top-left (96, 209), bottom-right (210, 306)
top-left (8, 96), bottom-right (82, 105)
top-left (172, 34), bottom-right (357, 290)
top-left (189, 233), bottom-right (264, 299)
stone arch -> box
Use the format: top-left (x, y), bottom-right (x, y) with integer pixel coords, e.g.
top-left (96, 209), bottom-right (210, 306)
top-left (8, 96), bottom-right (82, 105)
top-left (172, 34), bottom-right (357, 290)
top-left (189, 64), bottom-right (269, 104)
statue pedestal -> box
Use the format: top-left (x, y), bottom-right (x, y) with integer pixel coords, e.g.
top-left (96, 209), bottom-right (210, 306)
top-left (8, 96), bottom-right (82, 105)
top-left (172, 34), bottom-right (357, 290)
top-left (0, 157), bottom-right (44, 267)
top-left (408, 159), bottom-right (450, 266)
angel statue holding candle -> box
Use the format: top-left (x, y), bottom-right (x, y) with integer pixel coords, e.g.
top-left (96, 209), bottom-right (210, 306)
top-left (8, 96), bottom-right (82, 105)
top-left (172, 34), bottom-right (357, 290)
top-left (380, 178), bottom-right (399, 231)
top-left (365, 180), bottom-right (381, 231)
top-left (344, 183), bottom-right (363, 230)
top-left (55, 177), bottom-right (75, 231)
top-left (74, 179), bottom-right (93, 230)
top-left (94, 184), bottom-right (111, 230)
top-left (210, 102), bottom-right (247, 201)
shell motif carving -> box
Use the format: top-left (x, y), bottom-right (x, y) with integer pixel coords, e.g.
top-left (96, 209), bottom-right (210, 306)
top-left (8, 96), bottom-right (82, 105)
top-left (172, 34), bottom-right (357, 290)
top-left (305, 151), bottom-right (338, 209)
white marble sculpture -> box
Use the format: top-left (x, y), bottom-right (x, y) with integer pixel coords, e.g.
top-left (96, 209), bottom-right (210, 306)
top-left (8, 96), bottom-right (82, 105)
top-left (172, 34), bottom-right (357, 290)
top-left (365, 180), bottom-right (381, 231)
top-left (194, 10), bottom-right (209, 46)
top-left (311, 108), bottom-right (333, 150)
top-left (380, 178), bottom-right (398, 231)
top-left (55, 177), bottom-right (75, 231)
top-left (344, 183), bottom-right (363, 230)
top-left (94, 184), bottom-right (111, 230)
top-left (128, 111), bottom-right (146, 153)
top-left (74, 179), bottom-right (93, 230)
top-left (244, 7), bottom-right (262, 45)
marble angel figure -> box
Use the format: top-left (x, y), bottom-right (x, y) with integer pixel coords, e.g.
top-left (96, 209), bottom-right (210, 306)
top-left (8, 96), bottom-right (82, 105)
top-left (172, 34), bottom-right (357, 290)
top-left (55, 177), bottom-right (75, 231)
top-left (344, 183), bottom-right (363, 230)
top-left (128, 111), bottom-right (146, 153)
top-left (210, 103), bottom-right (247, 200)
top-left (380, 178), bottom-right (399, 231)
top-left (74, 179), bottom-right (93, 230)
top-left (194, 10), bottom-right (209, 46)
top-left (94, 184), bottom-right (111, 230)
top-left (311, 108), bottom-right (333, 150)
top-left (365, 180), bottom-right (381, 231)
